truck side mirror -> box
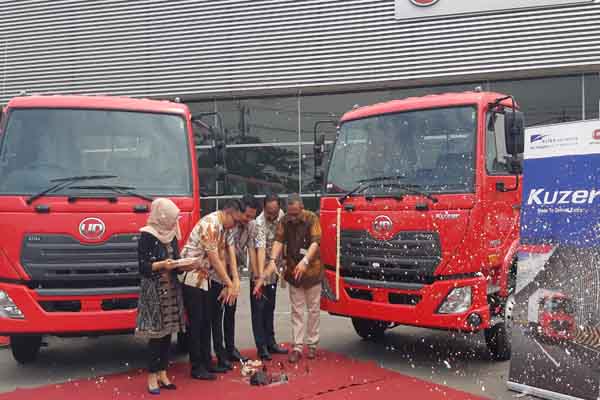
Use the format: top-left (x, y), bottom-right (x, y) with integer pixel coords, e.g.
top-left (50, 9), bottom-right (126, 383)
top-left (313, 134), bottom-right (326, 184)
top-left (0, 106), bottom-right (6, 134)
top-left (504, 109), bottom-right (524, 156)
top-left (313, 120), bottom-right (337, 184)
top-left (191, 112), bottom-right (229, 185)
top-left (215, 164), bottom-right (227, 181)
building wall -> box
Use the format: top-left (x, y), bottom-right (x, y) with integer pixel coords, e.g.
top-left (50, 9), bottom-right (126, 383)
top-left (2, 1), bottom-right (600, 213)
top-left (2, 0), bottom-right (600, 103)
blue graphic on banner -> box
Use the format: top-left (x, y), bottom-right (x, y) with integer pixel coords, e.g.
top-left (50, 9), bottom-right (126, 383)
top-left (520, 154), bottom-right (600, 247)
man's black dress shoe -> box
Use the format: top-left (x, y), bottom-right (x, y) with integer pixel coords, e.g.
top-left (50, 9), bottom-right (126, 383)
top-left (258, 347), bottom-right (272, 360)
top-left (229, 348), bottom-right (249, 363)
top-left (268, 343), bottom-right (289, 354)
top-left (191, 370), bottom-right (217, 380)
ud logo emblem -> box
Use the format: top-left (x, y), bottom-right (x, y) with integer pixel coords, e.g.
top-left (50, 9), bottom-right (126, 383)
top-left (79, 217), bottom-right (106, 240)
top-left (409, 0), bottom-right (440, 6)
top-left (373, 215), bottom-right (393, 233)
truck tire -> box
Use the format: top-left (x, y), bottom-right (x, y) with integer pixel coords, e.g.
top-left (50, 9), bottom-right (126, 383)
top-left (10, 335), bottom-right (42, 364)
top-left (485, 295), bottom-right (515, 361)
top-left (352, 318), bottom-right (388, 341)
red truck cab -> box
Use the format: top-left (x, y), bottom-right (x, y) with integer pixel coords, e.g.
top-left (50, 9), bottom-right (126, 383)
top-left (0, 95), bottom-right (202, 363)
top-left (538, 293), bottom-right (575, 341)
top-left (317, 91), bottom-right (524, 360)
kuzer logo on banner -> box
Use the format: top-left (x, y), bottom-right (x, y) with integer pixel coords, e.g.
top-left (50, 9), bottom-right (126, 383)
top-left (409, 0), bottom-right (440, 6)
top-left (593, 129), bottom-right (600, 140)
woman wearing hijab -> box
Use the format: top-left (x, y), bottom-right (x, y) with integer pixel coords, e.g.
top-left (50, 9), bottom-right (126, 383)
top-left (136, 198), bottom-right (186, 395)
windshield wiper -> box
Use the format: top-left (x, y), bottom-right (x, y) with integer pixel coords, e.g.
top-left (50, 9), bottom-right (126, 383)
top-left (26, 175), bottom-right (118, 205)
top-left (340, 175), bottom-right (406, 204)
top-left (339, 182), bottom-right (368, 204)
top-left (339, 175), bottom-right (407, 203)
top-left (391, 183), bottom-right (438, 203)
top-left (69, 185), bottom-right (154, 202)
top-left (357, 175), bottom-right (406, 184)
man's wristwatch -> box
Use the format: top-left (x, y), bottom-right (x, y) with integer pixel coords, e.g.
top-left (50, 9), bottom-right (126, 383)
top-left (302, 257), bottom-right (309, 266)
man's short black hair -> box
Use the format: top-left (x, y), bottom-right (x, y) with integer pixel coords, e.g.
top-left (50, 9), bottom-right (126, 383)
top-left (263, 193), bottom-right (280, 208)
top-left (221, 199), bottom-right (241, 212)
top-left (240, 194), bottom-right (259, 212)
top-left (287, 193), bottom-right (303, 207)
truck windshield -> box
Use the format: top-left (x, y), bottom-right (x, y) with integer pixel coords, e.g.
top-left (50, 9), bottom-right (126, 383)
top-left (0, 108), bottom-right (192, 196)
top-left (545, 298), bottom-right (575, 314)
top-left (326, 106), bottom-right (477, 194)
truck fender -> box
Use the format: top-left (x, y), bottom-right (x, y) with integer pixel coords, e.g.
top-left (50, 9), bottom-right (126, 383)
top-left (0, 247), bottom-right (26, 281)
top-left (498, 239), bottom-right (519, 298)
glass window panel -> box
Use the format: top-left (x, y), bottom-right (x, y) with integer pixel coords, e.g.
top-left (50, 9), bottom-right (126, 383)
top-left (490, 76), bottom-right (582, 126)
top-left (225, 145), bottom-right (299, 195)
top-left (485, 113), bottom-right (510, 175)
top-left (585, 73), bottom-right (600, 120)
top-left (200, 198), bottom-right (217, 217)
top-left (197, 148), bottom-right (216, 196)
top-left (301, 144), bottom-right (327, 193)
top-left (301, 194), bottom-right (321, 212)
top-left (219, 97), bottom-right (298, 144)
top-left (187, 101), bottom-right (217, 146)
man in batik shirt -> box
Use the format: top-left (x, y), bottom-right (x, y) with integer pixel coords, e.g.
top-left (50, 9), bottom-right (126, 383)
top-left (180, 200), bottom-right (241, 379)
top-left (219, 195), bottom-right (259, 364)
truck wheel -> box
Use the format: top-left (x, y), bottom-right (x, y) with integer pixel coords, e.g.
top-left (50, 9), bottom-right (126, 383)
top-left (10, 335), bottom-right (42, 364)
top-left (352, 318), bottom-right (388, 341)
top-left (485, 295), bottom-right (515, 361)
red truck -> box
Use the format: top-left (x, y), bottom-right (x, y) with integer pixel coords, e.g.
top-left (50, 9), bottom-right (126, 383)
top-left (315, 91), bottom-right (524, 360)
top-left (528, 289), bottom-right (575, 342)
top-left (0, 95), bottom-right (218, 363)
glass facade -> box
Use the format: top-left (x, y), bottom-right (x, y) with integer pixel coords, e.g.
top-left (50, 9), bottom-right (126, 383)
top-left (190, 74), bottom-right (600, 215)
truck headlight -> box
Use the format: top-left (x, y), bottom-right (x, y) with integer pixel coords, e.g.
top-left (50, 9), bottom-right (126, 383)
top-left (438, 286), bottom-right (472, 314)
top-left (0, 290), bottom-right (24, 319)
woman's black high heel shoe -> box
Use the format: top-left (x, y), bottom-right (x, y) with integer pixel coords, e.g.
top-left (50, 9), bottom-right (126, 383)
top-left (148, 386), bottom-right (160, 395)
top-left (158, 381), bottom-right (177, 390)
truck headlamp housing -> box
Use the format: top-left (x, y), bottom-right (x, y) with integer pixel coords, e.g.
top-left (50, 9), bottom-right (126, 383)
top-left (0, 290), bottom-right (24, 319)
top-left (438, 286), bottom-right (472, 314)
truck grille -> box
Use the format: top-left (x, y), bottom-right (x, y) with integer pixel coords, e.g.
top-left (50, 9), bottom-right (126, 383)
top-left (21, 234), bottom-right (140, 289)
top-left (551, 320), bottom-right (572, 332)
top-left (340, 230), bottom-right (442, 284)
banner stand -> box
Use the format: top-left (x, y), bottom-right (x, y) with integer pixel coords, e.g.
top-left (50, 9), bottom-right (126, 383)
top-left (508, 382), bottom-right (587, 400)
top-left (508, 119), bottom-right (600, 400)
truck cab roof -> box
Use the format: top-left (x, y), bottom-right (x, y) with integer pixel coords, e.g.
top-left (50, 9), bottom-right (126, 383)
top-left (340, 91), bottom-right (513, 123)
top-left (6, 95), bottom-right (189, 116)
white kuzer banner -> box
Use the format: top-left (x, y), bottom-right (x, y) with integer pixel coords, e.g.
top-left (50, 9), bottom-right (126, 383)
top-left (395, 0), bottom-right (595, 20)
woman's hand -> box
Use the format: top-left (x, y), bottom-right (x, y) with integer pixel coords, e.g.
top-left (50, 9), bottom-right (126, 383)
top-left (164, 259), bottom-right (178, 270)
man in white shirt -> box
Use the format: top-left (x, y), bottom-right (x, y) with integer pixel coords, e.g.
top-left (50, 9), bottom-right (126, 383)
top-left (252, 194), bottom-right (289, 360)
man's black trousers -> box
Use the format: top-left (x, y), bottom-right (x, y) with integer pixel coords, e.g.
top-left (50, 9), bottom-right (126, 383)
top-left (250, 281), bottom-right (277, 350)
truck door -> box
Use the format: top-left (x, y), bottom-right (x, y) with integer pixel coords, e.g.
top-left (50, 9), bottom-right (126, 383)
top-left (481, 112), bottom-right (521, 285)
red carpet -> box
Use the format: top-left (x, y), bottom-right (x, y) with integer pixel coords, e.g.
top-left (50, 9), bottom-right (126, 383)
top-left (0, 349), bottom-right (487, 400)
